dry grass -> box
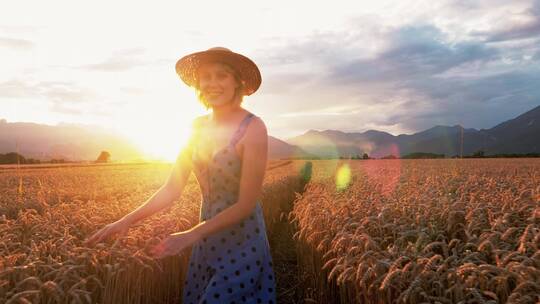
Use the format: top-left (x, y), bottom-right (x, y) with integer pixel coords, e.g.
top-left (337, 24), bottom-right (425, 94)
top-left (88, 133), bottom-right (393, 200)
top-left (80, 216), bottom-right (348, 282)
top-left (0, 160), bottom-right (304, 303)
top-left (3, 158), bottom-right (539, 303)
top-left (290, 158), bottom-right (540, 304)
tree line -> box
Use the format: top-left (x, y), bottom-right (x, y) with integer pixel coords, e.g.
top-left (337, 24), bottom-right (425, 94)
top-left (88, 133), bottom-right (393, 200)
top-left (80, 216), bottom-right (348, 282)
top-left (0, 151), bottom-right (111, 164)
top-left (285, 150), bottom-right (540, 160)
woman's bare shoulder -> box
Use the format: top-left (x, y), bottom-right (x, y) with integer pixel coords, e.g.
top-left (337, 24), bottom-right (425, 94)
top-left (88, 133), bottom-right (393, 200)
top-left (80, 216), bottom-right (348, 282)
top-left (246, 115), bottom-right (267, 141)
top-left (192, 114), bottom-right (210, 130)
top-left (194, 114), bottom-right (210, 123)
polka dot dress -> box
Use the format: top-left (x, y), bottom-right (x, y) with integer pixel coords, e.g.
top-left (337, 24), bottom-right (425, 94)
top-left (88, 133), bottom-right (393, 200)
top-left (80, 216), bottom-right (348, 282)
top-left (183, 112), bottom-right (277, 304)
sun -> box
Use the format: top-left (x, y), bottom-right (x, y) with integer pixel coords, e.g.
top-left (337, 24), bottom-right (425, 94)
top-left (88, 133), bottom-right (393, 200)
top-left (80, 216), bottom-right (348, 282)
top-left (116, 92), bottom-right (205, 162)
top-left (128, 123), bottom-right (192, 162)
top-left (118, 121), bottom-right (192, 162)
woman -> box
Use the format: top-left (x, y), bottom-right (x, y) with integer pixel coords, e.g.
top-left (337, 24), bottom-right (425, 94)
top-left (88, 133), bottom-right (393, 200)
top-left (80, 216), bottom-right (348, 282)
top-left (85, 47), bottom-right (276, 303)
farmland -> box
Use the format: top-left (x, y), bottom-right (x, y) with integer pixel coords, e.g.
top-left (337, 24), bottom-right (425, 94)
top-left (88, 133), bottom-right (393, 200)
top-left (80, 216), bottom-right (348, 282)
top-left (1, 159), bottom-right (539, 303)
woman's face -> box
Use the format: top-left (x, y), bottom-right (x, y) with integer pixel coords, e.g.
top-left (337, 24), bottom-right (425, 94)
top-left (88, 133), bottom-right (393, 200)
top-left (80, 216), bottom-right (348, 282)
top-left (197, 62), bottom-right (240, 107)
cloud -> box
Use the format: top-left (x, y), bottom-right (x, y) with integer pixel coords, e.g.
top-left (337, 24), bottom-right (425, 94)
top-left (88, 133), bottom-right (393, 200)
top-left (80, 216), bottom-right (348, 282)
top-left (0, 37), bottom-right (34, 49)
top-left (533, 49), bottom-right (540, 60)
top-left (326, 24), bottom-right (500, 85)
top-left (0, 80), bottom-right (94, 102)
top-left (78, 48), bottom-right (149, 72)
top-left (259, 72), bottom-right (316, 94)
top-left (279, 104), bottom-right (365, 117)
top-left (470, 0), bottom-right (540, 42)
top-left (256, 3), bottom-right (540, 136)
top-left (0, 79), bottom-right (103, 115)
top-left (0, 80), bottom-right (35, 97)
top-left (3, 0), bottom-right (539, 138)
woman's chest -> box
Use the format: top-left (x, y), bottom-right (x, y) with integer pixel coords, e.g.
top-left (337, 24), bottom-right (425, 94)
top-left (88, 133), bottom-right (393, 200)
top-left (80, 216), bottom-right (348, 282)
top-left (193, 125), bottom-right (244, 163)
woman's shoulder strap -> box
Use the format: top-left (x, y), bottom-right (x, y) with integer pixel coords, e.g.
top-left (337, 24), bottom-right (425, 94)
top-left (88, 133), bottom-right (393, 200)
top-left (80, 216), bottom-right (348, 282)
top-left (230, 112), bottom-right (256, 146)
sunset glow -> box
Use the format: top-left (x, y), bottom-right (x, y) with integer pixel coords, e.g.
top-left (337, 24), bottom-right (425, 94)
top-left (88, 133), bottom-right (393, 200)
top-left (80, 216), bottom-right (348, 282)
top-left (1, 1), bottom-right (539, 302)
top-left (115, 90), bottom-right (204, 161)
top-left (1, 0), bottom-right (539, 161)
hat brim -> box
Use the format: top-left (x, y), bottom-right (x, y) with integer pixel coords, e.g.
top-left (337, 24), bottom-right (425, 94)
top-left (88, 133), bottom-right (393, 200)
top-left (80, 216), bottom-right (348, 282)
top-left (175, 50), bottom-right (261, 96)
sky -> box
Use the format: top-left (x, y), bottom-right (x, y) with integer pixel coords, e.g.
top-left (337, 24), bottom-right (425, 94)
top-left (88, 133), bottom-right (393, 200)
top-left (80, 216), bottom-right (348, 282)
top-left (1, 0), bottom-right (539, 160)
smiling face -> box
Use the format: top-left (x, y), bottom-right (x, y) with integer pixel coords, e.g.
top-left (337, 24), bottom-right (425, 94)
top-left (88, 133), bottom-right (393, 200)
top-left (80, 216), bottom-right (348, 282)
top-left (196, 62), bottom-right (243, 108)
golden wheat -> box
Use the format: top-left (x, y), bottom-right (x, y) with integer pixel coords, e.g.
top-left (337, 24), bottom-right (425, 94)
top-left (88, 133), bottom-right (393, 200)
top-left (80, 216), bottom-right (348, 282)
top-left (290, 159), bottom-right (540, 303)
top-left (0, 160), bottom-right (304, 303)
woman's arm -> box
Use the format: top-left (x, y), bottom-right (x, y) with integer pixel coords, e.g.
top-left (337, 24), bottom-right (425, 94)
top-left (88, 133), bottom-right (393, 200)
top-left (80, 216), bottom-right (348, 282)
top-left (118, 176), bottom-right (186, 226)
top-left (85, 117), bottom-right (201, 246)
top-left (189, 116), bottom-right (268, 239)
top-left (121, 118), bottom-right (201, 226)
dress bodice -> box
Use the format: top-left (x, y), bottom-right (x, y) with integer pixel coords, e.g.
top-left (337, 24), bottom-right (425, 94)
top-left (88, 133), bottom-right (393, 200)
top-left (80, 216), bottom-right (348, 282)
top-left (190, 112), bottom-right (256, 219)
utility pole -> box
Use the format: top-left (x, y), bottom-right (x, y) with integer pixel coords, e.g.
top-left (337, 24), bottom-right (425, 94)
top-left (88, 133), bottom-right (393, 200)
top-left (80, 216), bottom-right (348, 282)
top-left (460, 125), bottom-right (463, 159)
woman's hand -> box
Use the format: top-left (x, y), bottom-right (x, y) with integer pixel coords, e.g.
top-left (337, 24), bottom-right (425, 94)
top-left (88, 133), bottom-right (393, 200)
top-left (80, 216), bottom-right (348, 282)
top-left (84, 219), bottom-right (131, 247)
top-left (150, 230), bottom-right (200, 259)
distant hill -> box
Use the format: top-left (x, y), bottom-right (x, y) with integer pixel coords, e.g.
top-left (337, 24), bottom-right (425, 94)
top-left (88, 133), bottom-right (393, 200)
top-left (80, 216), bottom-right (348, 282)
top-left (286, 104), bottom-right (540, 158)
top-left (0, 120), bottom-right (144, 161)
top-left (482, 105), bottom-right (540, 154)
top-left (0, 119), bottom-right (310, 161)
top-left (267, 136), bottom-right (313, 159)
top-left (1, 104), bottom-right (537, 161)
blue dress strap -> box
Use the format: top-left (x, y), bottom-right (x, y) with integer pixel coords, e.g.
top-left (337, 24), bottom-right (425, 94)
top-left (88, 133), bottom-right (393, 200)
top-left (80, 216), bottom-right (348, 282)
top-left (229, 113), bottom-right (256, 147)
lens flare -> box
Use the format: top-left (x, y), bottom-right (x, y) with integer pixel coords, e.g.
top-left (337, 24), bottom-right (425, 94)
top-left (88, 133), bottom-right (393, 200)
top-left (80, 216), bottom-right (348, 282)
top-left (336, 163), bottom-right (351, 191)
top-left (288, 130), bottom-right (340, 181)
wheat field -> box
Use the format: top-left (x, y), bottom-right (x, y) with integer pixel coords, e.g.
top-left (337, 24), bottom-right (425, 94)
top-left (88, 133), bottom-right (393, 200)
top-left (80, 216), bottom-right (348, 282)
top-left (1, 159), bottom-right (539, 303)
top-left (291, 159), bottom-right (540, 304)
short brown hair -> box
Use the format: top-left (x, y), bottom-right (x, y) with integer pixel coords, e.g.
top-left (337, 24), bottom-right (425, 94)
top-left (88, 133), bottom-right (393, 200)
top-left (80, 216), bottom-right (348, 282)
top-left (195, 62), bottom-right (246, 110)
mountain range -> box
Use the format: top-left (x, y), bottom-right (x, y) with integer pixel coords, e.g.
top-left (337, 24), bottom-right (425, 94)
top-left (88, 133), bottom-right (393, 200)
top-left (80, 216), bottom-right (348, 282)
top-left (0, 104), bottom-right (538, 161)
top-left (286, 105), bottom-right (539, 158)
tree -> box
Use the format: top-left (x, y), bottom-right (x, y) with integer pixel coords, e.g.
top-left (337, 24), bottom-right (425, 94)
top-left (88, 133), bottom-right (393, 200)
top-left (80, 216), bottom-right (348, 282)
top-left (0, 152), bottom-right (26, 164)
top-left (362, 153), bottom-right (369, 160)
top-left (472, 150), bottom-right (485, 158)
top-left (96, 151), bottom-right (111, 163)
top-left (402, 152), bottom-right (445, 159)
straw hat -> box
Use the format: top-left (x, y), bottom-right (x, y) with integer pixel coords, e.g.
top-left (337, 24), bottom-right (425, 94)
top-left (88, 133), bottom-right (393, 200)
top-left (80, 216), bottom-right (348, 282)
top-left (175, 47), bottom-right (262, 96)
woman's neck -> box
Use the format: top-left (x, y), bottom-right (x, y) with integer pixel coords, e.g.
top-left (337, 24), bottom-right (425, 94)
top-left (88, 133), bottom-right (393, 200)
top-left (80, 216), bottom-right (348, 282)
top-left (210, 102), bottom-right (244, 123)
